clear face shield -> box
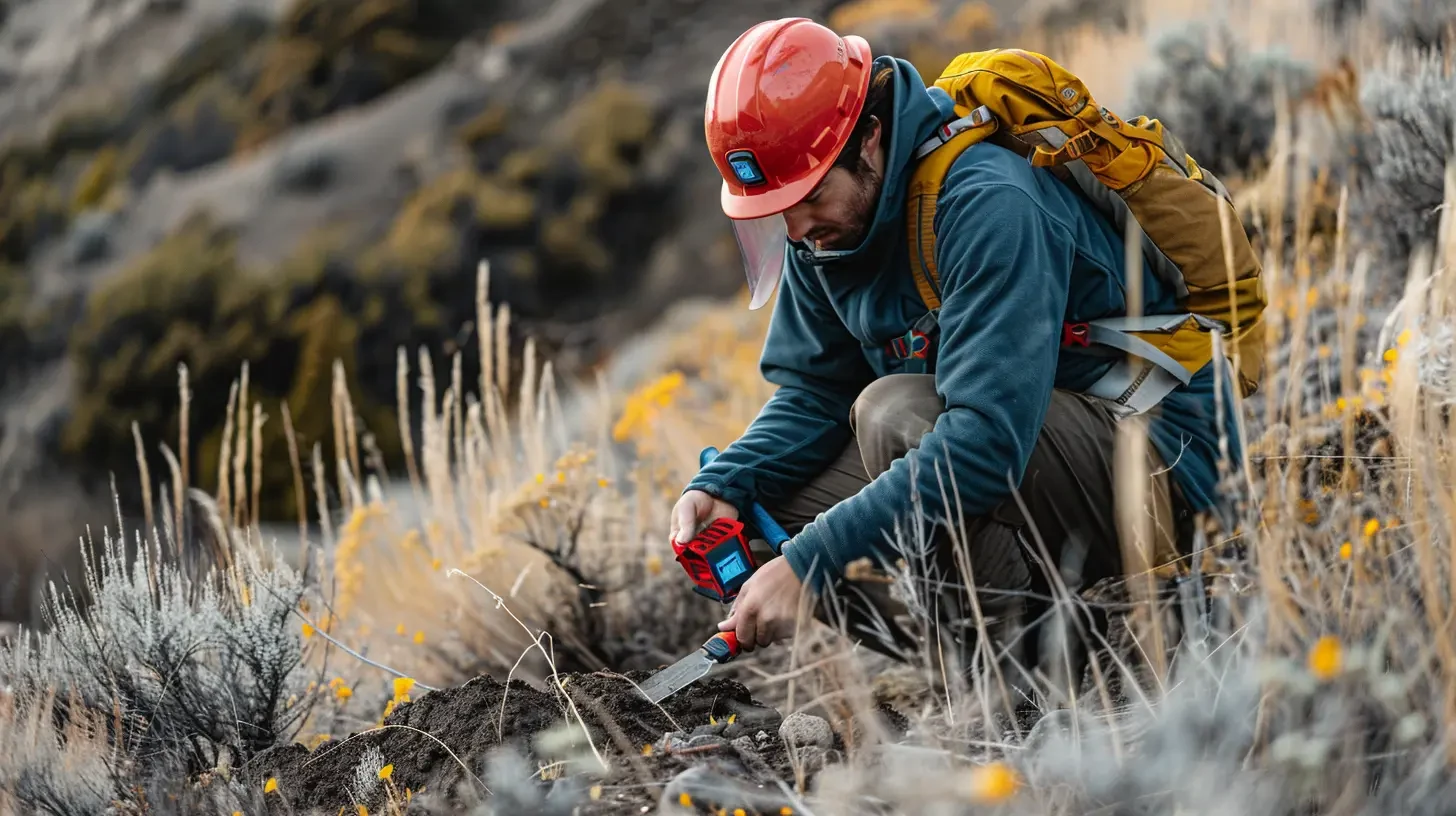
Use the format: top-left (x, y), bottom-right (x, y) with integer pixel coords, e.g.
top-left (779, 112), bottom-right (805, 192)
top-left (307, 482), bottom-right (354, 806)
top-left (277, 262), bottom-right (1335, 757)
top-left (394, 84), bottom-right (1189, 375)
top-left (730, 214), bottom-right (790, 311)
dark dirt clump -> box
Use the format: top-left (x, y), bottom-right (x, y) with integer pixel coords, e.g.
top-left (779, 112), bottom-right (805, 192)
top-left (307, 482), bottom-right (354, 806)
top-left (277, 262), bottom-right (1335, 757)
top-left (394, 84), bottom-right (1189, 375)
top-left (247, 670), bottom-right (782, 814)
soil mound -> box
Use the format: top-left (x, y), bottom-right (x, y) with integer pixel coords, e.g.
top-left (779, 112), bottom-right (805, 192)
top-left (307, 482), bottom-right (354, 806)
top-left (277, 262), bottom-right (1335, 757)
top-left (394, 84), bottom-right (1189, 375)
top-left (248, 669), bottom-right (794, 814)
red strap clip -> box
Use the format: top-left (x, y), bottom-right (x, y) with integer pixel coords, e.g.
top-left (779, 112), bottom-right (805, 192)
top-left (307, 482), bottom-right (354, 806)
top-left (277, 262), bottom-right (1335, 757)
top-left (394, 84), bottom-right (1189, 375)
top-left (1062, 322), bottom-right (1090, 348)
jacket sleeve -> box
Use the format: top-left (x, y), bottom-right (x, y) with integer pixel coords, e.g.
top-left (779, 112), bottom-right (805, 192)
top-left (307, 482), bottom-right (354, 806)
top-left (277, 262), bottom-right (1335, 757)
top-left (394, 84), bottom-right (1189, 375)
top-left (683, 255), bottom-right (876, 510)
top-left (783, 181), bottom-right (1074, 593)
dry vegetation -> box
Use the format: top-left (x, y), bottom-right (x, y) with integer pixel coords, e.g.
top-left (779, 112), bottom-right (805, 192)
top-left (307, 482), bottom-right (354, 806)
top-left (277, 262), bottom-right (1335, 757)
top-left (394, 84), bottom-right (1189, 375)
top-left (4, 0), bottom-right (1456, 813)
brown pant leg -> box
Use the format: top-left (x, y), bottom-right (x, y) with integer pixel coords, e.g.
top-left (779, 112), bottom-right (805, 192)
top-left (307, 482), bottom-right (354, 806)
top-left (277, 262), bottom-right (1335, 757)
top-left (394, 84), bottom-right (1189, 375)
top-left (762, 374), bottom-right (1189, 671)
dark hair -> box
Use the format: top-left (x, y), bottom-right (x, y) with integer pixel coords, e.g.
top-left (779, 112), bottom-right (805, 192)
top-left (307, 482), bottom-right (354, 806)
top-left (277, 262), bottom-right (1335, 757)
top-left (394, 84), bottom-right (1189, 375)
top-left (833, 66), bottom-right (896, 172)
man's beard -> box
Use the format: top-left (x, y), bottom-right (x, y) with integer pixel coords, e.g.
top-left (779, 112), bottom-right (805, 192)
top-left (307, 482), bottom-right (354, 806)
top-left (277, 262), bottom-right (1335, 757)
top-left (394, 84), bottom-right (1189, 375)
top-left (818, 160), bottom-right (882, 251)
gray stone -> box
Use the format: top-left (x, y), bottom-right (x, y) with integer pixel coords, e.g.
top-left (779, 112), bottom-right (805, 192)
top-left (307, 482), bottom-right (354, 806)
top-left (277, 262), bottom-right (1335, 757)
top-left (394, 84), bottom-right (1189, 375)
top-left (778, 711), bottom-right (833, 753)
top-left (658, 729), bottom-right (730, 754)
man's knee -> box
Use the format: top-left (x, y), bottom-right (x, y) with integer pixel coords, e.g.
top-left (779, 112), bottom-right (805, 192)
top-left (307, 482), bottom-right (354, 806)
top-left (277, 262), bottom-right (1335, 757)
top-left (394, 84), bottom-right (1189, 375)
top-left (850, 374), bottom-right (943, 476)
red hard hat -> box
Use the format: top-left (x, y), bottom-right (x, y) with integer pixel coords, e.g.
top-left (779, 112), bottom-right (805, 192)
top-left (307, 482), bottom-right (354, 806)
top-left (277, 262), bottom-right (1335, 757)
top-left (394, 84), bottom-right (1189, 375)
top-left (705, 19), bottom-right (873, 309)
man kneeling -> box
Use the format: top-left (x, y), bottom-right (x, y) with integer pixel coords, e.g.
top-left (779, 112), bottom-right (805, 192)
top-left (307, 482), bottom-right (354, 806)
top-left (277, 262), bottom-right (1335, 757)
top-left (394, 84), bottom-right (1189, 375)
top-left (671, 19), bottom-right (1256, 693)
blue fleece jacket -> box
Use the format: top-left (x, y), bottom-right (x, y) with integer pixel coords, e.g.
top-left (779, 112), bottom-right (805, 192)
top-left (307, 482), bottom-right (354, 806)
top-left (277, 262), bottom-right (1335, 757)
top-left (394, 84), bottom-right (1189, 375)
top-left (684, 56), bottom-right (1242, 593)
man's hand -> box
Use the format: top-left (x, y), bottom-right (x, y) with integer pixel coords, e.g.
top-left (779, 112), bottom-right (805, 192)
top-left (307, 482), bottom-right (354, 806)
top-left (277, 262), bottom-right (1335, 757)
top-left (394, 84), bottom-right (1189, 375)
top-left (718, 556), bottom-right (811, 652)
top-left (670, 489), bottom-right (739, 545)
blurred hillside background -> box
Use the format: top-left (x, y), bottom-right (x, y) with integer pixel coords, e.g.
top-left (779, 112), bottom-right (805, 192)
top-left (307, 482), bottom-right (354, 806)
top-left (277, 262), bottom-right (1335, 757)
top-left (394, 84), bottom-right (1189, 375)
top-left (0, 0), bottom-right (1450, 633)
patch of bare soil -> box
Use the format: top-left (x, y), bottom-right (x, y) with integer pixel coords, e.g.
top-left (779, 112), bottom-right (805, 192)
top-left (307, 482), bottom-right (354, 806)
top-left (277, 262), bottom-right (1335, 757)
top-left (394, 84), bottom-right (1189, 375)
top-left (248, 669), bottom-right (803, 814)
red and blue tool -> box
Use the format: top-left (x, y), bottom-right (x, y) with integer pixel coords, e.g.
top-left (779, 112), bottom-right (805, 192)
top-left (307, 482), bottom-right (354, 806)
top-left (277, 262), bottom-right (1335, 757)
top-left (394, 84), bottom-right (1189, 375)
top-left (672, 446), bottom-right (790, 603)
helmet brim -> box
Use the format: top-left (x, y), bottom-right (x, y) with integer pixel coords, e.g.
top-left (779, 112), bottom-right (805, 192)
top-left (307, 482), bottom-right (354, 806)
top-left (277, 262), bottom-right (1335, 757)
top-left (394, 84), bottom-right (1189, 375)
top-left (719, 169), bottom-right (827, 220)
top-left (717, 36), bottom-right (874, 221)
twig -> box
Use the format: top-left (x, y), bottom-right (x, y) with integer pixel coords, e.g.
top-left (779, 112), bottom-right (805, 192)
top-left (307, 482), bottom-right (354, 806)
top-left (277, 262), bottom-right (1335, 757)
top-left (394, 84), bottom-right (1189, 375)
top-left (301, 723), bottom-right (490, 796)
top-left (286, 608), bottom-right (438, 692)
top-left (448, 569), bottom-right (610, 773)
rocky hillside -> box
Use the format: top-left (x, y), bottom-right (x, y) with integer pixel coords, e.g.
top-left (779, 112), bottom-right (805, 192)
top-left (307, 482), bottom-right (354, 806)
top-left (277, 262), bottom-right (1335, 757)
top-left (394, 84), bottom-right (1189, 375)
top-left (0, 0), bottom-right (873, 618)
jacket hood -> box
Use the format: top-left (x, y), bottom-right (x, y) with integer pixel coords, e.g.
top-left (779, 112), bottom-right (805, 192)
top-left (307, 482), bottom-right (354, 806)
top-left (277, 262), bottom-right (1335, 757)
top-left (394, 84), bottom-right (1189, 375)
top-left (792, 55), bottom-right (957, 271)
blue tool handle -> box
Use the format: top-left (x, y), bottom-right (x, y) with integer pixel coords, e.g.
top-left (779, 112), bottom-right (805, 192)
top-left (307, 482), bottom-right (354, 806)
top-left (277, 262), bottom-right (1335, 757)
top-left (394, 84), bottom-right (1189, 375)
top-left (698, 446), bottom-right (790, 555)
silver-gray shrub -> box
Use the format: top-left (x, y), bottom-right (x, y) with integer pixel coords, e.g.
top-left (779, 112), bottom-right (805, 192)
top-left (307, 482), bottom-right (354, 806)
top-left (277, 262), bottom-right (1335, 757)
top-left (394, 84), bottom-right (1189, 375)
top-left (0, 522), bottom-right (316, 804)
top-left (1372, 0), bottom-right (1456, 50)
top-left (1350, 48), bottom-right (1456, 267)
top-left (1313, 0), bottom-right (1453, 48)
top-left (1127, 20), bottom-right (1318, 178)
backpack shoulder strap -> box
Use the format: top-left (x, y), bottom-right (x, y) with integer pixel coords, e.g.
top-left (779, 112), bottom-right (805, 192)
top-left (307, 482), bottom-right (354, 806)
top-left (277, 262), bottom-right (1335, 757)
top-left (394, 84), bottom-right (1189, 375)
top-left (905, 105), bottom-right (997, 311)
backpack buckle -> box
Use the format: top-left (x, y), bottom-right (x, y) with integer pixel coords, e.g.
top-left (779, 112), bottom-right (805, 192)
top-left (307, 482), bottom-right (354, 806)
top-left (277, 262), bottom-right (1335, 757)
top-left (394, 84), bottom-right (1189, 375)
top-left (1062, 322), bottom-right (1090, 347)
top-left (887, 329), bottom-right (931, 360)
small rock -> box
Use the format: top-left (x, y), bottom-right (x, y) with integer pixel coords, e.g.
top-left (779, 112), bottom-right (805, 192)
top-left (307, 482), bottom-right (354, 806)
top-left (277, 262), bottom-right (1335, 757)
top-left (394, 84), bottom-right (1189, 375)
top-left (658, 730), bottom-right (729, 754)
top-left (689, 722), bottom-right (724, 738)
top-left (778, 712), bottom-right (833, 753)
top-left (658, 766), bottom-right (794, 815)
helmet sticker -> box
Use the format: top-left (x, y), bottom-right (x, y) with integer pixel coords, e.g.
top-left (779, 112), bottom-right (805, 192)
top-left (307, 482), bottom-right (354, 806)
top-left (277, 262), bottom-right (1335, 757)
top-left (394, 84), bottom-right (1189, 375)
top-left (726, 150), bottom-right (766, 186)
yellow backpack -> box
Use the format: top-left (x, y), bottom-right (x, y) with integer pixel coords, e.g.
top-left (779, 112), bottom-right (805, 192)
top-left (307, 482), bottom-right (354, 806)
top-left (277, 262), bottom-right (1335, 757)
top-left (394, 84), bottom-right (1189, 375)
top-left (900, 48), bottom-right (1267, 414)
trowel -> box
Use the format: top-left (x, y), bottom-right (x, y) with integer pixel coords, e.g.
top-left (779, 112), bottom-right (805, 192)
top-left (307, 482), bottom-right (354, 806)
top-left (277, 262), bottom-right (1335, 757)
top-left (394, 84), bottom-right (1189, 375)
top-left (638, 631), bottom-right (740, 704)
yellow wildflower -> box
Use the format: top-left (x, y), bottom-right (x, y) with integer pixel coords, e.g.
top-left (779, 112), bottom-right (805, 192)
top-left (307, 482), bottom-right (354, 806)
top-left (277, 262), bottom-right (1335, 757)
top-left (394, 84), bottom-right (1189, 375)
top-left (1384, 347), bottom-right (1398, 363)
top-left (612, 371), bottom-right (686, 442)
top-left (968, 761), bottom-right (1020, 802)
top-left (1339, 541), bottom-right (1353, 561)
top-left (597, 477), bottom-right (610, 488)
top-left (1397, 329), bottom-right (1412, 346)
top-left (393, 678), bottom-right (416, 701)
top-left (264, 777), bottom-right (279, 794)
top-left (396, 623), bottom-right (406, 636)
top-left (535, 473), bottom-right (545, 484)
top-left (336, 685), bottom-right (353, 701)
top-left (1363, 518), bottom-right (1380, 538)
top-left (414, 630), bottom-right (425, 645)
top-left (1309, 635), bottom-right (1342, 680)
top-left (556, 471), bottom-right (566, 483)
top-left (431, 557), bottom-right (442, 571)
top-left (678, 793), bottom-right (692, 807)
top-left (539, 497), bottom-right (550, 508)
top-left (780, 809), bottom-right (795, 816)
top-left (378, 764), bottom-right (393, 781)
top-left (301, 622), bottom-right (314, 639)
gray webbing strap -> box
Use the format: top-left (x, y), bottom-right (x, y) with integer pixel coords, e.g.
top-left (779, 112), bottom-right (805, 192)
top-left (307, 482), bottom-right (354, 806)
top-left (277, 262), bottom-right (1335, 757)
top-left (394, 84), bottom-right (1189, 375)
top-left (1032, 125), bottom-right (1190, 300)
top-left (1084, 320), bottom-right (1193, 386)
top-left (1084, 357), bottom-right (1187, 417)
top-left (914, 105), bottom-right (995, 161)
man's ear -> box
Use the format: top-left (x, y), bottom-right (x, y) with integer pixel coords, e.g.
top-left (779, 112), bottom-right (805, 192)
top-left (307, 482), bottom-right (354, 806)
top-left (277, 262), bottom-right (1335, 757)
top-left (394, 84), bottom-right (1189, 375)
top-left (861, 115), bottom-right (884, 167)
